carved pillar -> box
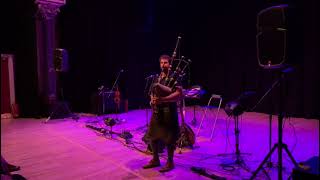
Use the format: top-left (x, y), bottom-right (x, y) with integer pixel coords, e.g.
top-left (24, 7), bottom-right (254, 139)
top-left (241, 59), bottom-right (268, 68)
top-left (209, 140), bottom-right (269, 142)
top-left (34, 0), bottom-right (65, 109)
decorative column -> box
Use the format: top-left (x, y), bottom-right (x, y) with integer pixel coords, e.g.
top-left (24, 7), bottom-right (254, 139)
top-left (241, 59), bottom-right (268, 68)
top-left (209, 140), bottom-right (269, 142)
top-left (34, 0), bottom-right (65, 111)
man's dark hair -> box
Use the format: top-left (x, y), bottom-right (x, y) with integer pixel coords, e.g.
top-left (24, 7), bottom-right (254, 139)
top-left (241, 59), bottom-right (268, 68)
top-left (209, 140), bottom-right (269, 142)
top-left (159, 55), bottom-right (172, 63)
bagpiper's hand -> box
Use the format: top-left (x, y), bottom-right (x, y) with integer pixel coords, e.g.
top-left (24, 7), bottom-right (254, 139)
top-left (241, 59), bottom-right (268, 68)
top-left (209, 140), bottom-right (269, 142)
top-left (151, 96), bottom-right (161, 105)
top-left (152, 83), bottom-right (160, 88)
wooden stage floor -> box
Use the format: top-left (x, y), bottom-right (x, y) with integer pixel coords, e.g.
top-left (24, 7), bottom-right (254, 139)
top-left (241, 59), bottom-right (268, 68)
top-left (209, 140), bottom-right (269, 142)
top-left (1, 107), bottom-right (319, 179)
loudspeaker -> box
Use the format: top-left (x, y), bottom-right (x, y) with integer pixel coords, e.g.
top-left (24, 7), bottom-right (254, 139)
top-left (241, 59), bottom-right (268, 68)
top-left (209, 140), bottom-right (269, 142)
top-left (54, 48), bottom-right (69, 72)
top-left (257, 5), bottom-right (288, 69)
top-left (257, 5), bottom-right (288, 32)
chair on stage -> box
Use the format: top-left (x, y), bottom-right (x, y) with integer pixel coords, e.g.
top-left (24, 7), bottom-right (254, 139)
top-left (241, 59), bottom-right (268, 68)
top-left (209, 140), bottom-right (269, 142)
top-left (196, 94), bottom-right (222, 141)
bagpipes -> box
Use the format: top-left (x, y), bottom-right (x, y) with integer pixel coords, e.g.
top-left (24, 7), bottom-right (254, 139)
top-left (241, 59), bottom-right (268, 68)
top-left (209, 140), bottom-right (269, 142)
top-left (148, 36), bottom-right (191, 108)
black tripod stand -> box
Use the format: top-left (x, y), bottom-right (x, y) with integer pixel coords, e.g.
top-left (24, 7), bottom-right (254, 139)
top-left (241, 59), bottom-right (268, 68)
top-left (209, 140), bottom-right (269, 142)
top-left (218, 115), bottom-right (250, 167)
top-left (252, 73), bottom-right (280, 169)
top-left (266, 113), bottom-right (274, 168)
top-left (45, 71), bottom-right (78, 123)
top-left (190, 98), bottom-right (200, 126)
top-left (250, 70), bottom-right (299, 180)
top-left (191, 105), bottom-right (197, 126)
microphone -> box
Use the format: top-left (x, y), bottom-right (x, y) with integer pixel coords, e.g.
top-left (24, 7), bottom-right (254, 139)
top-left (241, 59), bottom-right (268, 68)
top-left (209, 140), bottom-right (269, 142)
top-left (173, 51), bottom-right (177, 58)
top-left (172, 36), bottom-right (182, 58)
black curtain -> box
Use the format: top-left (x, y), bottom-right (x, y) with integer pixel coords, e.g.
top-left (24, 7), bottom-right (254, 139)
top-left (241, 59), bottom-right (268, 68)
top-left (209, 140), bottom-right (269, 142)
top-left (1, 0), bottom-right (38, 117)
top-left (2, 0), bottom-right (319, 119)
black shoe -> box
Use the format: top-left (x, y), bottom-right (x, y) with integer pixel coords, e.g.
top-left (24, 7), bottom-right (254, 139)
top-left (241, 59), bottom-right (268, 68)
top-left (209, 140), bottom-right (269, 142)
top-left (143, 159), bottom-right (161, 169)
top-left (159, 161), bottom-right (174, 172)
top-left (7, 164), bottom-right (21, 172)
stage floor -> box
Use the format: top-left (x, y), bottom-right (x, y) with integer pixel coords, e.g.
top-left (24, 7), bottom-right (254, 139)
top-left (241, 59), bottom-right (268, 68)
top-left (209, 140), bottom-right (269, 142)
top-left (1, 107), bottom-right (319, 179)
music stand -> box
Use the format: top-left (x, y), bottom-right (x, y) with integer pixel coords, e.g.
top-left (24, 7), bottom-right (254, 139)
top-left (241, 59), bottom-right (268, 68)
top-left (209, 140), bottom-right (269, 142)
top-left (217, 99), bottom-right (251, 169)
top-left (184, 85), bottom-right (205, 126)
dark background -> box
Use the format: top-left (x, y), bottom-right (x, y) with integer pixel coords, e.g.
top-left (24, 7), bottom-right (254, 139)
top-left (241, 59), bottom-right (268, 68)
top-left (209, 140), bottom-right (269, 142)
top-left (1, 0), bottom-right (319, 119)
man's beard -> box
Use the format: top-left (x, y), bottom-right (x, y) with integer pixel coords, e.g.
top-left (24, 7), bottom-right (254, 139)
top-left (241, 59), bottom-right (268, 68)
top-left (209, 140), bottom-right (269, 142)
top-left (161, 67), bottom-right (169, 72)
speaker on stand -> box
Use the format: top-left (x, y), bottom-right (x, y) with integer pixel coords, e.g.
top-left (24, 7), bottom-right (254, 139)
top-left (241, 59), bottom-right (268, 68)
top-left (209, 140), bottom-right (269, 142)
top-left (250, 5), bottom-right (301, 180)
top-left (45, 48), bottom-right (78, 123)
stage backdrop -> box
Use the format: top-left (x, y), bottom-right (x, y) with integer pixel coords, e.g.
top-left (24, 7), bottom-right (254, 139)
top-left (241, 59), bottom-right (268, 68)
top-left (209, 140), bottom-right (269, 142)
top-left (2, 0), bottom-right (319, 119)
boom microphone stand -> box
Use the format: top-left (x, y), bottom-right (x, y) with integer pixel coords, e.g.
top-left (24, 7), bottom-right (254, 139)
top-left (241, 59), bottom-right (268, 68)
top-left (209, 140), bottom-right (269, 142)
top-left (136, 74), bottom-right (158, 131)
top-left (105, 69), bottom-right (124, 118)
top-left (143, 76), bottom-right (152, 129)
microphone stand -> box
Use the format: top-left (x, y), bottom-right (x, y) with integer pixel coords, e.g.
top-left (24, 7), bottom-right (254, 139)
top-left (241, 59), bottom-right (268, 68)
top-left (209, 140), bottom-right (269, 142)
top-left (172, 36), bottom-right (181, 59)
top-left (104, 69), bottom-right (123, 115)
top-left (98, 85), bottom-right (105, 116)
top-left (142, 75), bottom-right (153, 130)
